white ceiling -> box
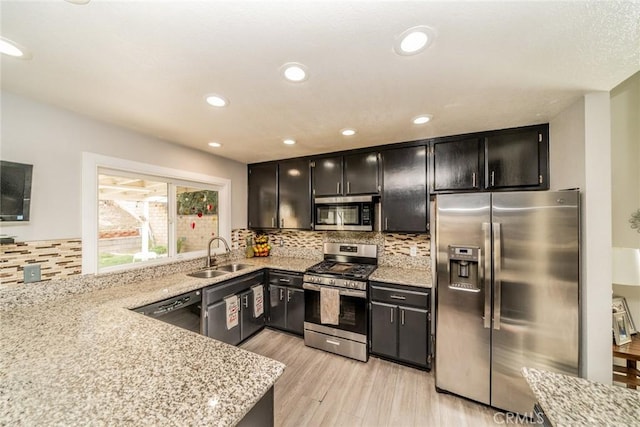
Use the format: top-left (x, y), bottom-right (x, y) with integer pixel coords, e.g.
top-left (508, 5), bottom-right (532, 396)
top-left (2, 1), bottom-right (639, 164)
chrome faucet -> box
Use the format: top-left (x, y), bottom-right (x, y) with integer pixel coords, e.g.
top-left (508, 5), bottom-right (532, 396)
top-left (206, 236), bottom-right (231, 268)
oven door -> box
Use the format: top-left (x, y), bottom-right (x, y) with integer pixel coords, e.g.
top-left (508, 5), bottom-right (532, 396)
top-left (303, 282), bottom-right (367, 336)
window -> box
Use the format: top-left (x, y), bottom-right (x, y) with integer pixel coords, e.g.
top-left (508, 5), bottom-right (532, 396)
top-left (82, 153), bottom-right (231, 274)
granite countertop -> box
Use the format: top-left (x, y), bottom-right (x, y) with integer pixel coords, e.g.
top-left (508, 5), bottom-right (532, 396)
top-left (522, 367), bottom-right (640, 426)
top-left (0, 256), bottom-right (318, 426)
top-left (369, 265), bottom-right (432, 288)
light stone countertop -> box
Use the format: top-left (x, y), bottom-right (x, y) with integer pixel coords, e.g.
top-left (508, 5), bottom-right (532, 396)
top-left (0, 256), bottom-right (318, 426)
top-left (522, 367), bottom-right (640, 426)
top-left (369, 266), bottom-right (433, 289)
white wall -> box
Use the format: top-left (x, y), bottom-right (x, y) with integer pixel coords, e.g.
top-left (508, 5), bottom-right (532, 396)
top-left (0, 91), bottom-right (248, 242)
top-left (610, 72), bottom-right (640, 332)
top-left (550, 93), bottom-right (612, 383)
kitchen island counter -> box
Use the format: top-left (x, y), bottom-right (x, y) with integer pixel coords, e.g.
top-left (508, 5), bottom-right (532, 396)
top-left (0, 256), bottom-right (319, 426)
top-left (522, 367), bottom-right (640, 426)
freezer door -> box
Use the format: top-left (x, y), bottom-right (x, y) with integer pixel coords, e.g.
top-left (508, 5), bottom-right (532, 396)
top-left (490, 191), bottom-right (580, 414)
top-left (435, 193), bottom-right (491, 404)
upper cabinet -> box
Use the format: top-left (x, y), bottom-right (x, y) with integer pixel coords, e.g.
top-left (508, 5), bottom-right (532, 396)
top-left (312, 152), bottom-right (379, 197)
top-left (248, 163), bottom-right (278, 229)
top-left (431, 124), bottom-right (549, 193)
top-left (432, 137), bottom-right (482, 192)
top-left (248, 159), bottom-right (312, 230)
top-left (381, 145), bottom-right (428, 232)
top-left (278, 158), bottom-right (312, 229)
top-left (484, 124), bottom-right (548, 190)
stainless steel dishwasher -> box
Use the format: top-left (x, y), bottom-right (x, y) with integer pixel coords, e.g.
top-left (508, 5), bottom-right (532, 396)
top-left (133, 289), bottom-right (202, 334)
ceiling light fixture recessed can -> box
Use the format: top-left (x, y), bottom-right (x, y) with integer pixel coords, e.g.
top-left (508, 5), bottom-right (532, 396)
top-left (281, 62), bottom-right (308, 82)
top-left (64, 0), bottom-right (91, 4)
top-left (413, 114), bottom-right (433, 125)
top-left (0, 37), bottom-right (32, 59)
top-left (394, 26), bottom-right (436, 56)
top-left (283, 139), bottom-right (296, 145)
top-left (208, 142), bottom-right (222, 148)
top-left (205, 94), bottom-right (229, 107)
top-left (341, 128), bottom-right (356, 136)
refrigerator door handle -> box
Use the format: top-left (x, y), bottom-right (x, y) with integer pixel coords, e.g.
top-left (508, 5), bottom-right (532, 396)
top-left (493, 222), bottom-right (502, 330)
top-left (482, 222), bottom-right (492, 329)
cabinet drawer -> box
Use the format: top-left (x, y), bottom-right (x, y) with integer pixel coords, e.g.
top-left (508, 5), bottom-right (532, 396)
top-left (370, 285), bottom-right (429, 308)
top-left (268, 270), bottom-right (303, 288)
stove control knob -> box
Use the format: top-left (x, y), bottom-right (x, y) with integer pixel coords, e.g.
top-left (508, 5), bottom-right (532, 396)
top-left (329, 279), bottom-right (335, 285)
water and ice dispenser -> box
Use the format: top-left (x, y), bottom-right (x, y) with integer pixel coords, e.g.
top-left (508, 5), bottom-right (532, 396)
top-left (448, 245), bottom-right (481, 292)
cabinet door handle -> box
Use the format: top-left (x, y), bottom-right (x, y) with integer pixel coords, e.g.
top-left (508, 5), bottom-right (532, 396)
top-left (287, 290), bottom-right (291, 302)
top-left (280, 218), bottom-right (284, 228)
top-left (401, 309), bottom-right (405, 325)
top-left (390, 295), bottom-right (406, 300)
top-left (271, 217), bottom-right (275, 227)
top-left (390, 308), bottom-right (394, 323)
top-left (385, 217), bottom-right (388, 229)
top-left (490, 171), bottom-right (495, 187)
top-left (472, 172), bottom-right (477, 188)
top-left (337, 182), bottom-right (341, 194)
top-left (347, 181), bottom-right (350, 194)
top-left (278, 278), bottom-right (291, 283)
top-left (243, 295), bottom-right (249, 308)
top-left (279, 288), bottom-right (284, 301)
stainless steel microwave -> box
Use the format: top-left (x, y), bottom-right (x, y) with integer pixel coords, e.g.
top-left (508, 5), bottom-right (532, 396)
top-left (313, 196), bottom-right (376, 231)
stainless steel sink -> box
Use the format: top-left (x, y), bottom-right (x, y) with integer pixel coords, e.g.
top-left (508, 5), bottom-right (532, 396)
top-left (187, 269), bottom-right (229, 279)
top-left (214, 263), bottom-right (253, 272)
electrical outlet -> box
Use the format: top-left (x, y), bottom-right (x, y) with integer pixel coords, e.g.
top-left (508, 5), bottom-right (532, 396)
top-left (23, 264), bottom-right (41, 283)
top-left (409, 245), bottom-right (417, 257)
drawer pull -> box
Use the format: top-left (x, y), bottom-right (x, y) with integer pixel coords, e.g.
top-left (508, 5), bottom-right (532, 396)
top-left (326, 339), bottom-right (340, 346)
top-left (390, 295), bottom-right (406, 300)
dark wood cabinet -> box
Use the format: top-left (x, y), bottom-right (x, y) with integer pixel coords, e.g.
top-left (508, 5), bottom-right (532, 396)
top-left (369, 282), bottom-right (431, 369)
top-left (248, 163), bottom-right (278, 229)
top-left (381, 145), bottom-right (428, 232)
top-left (312, 152), bottom-right (379, 197)
top-left (343, 152), bottom-right (379, 195)
top-left (278, 158), bottom-right (311, 229)
top-left (432, 138), bottom-right (482, 192)
top-left (267, 270), bottom-right (304, 335)
top-left (431, 124), bottom-right (549, 193)
top-left (484, 125), bottom-right (548, 190)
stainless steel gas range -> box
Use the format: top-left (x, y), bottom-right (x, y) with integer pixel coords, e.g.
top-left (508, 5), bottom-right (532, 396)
top-left (303, 242), bottom-right (377, 362)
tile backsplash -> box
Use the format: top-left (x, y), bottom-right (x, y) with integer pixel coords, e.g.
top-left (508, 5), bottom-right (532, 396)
top-left (2, 229), bottom-right (430, 288)
top-left (1, 239), bottom-right (82, 288)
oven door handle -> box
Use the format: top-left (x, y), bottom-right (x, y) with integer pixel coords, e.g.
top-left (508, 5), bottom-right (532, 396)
top-left (303, 283), bottom-right (366, 299)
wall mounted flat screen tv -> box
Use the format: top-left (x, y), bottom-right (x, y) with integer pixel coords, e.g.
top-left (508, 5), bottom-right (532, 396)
top-left (1, 160), bottom-right (33, 222)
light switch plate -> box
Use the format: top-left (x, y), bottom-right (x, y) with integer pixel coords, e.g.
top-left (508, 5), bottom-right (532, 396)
top-left (23, 264), bottom-right (41, 283)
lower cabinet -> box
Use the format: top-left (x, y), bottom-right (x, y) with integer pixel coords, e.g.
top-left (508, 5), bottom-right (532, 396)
top-left (267, 270), bottom-right (304, 335)
top-left (204, 271), bottom-right (266, 346)
top-left (369, 282), bottom-right (431, 369)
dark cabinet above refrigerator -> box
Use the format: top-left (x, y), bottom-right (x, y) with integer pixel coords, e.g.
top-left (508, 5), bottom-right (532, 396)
top-left (430, 124), bottom-right (549, 194)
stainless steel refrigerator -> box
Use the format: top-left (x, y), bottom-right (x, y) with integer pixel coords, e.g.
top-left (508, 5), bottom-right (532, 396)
top-left (435, 190), bottom-right (580, 414)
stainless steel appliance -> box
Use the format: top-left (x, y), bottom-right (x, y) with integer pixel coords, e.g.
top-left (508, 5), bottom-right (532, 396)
top-left (133, 289), bottom-right (202, 334)
top-left (435, 190), bottom-right (580, 414)
top-left (303, 242), bottom-right (377, 361)
top-left (314, 196), bottom-right (377, 231)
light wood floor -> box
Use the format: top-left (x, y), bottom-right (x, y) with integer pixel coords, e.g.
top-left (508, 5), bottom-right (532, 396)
top-left (240, 329), bottom-right (500, 427)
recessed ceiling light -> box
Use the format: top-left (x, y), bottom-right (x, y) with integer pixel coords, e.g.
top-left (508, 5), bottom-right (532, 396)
top-left (64, 0), bottom-right (91, 4)
top-left (413, 114), bottom-right (433, 125)
top-left (0, 37), bottom-right (31, 59)
top-left (341, 129), bottom-right (356, 136)
top-left (281, 63), bottom-right (308, 82)
top-left (394, 26), bottom-right (436, 56)
top-left (205, 94), bottom-right (228, 107)
top-left (283, 139), bottom-right (296, 145)
top-left (208, 142), bottom-right (222, 148)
